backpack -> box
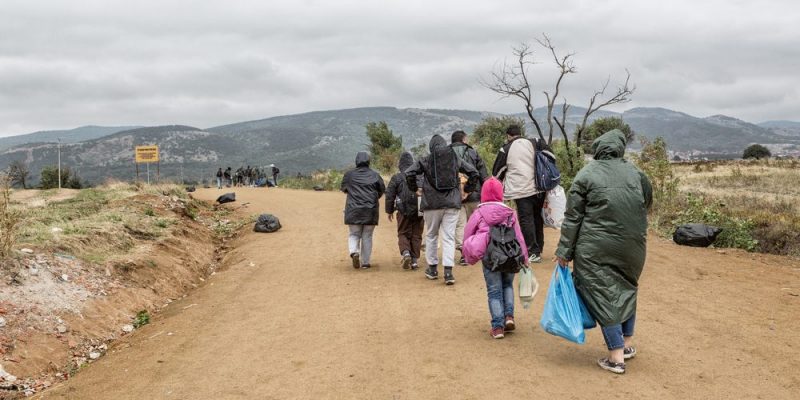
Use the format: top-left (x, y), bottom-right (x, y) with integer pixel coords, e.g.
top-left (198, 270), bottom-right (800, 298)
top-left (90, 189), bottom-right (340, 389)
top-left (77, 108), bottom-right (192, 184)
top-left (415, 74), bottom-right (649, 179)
top-left (535, 150), bottom-right (561, 192)
top-left (396, 179), bottom-right (419, 217)
top-left (428, 146), bottom-right (459, 191)
top-left (480, 212), bottom-right (525, 273)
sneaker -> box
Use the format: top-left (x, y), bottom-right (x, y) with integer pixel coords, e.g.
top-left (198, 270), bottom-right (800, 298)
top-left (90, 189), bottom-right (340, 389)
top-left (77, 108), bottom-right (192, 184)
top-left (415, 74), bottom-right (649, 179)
top-left (350, 253), bottom-right (360, 269)
top-left (459, 256), bottom-right (468, 266)
top-left (623, 346), bottom-right (637, 360)
top-left (401, 253), bottom-right (412, 270)
top-left (490, 327), bottom-right (505, 339)
top-left (528, 254), bottom-right (542, 264)
top-left (597, 358), bottom-right (626, 374)
top-left (504, 316), bottom-right (515, 331)
top-left (361, 264), bottom-right (371, 270)
top-left (444, 269), bottom-right (455, 285)
top-left (411, 262), bottom-right (419, 270)
top-left (425, 266), bottom-right (438, 280)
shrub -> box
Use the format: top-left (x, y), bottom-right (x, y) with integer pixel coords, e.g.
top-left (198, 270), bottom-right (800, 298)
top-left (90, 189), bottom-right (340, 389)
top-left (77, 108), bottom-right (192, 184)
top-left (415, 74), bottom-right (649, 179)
top-left (551, 139), bottom-right (584, 191)
top-left (743, 144), bottom-right (771, 160)
top-left (670, 194), bottom-right (758, 251)
top-left (133, 310), bottom-right (150, 328)
top-left (635, 137), bottom-right (679, 211)
top-left (0, 174), bottom-right (21, 259)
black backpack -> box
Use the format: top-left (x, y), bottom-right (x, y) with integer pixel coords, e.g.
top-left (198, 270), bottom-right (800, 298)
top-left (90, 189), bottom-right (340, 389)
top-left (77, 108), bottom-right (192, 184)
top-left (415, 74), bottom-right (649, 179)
top-left (428, 146), bottom-right (459, 191)
top-left (480, 212), bottom-right (525, 273)
top-left (396, 180), bottom-right (419, 217)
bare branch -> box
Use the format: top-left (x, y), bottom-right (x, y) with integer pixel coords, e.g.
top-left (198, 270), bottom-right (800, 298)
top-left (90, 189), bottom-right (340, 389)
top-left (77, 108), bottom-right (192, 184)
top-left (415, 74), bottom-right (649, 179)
top-left (536, 33), bottom-right (576, 144)
top-left (576, 69), bottom-right (635, 144)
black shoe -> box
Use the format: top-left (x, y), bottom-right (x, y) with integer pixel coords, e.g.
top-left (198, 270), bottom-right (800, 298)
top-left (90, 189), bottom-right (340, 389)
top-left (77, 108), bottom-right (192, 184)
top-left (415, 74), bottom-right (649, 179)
top-left (350, 253), bottom-right (360, 269)
top-left (444, 268), bottom-right (455, 285)
top-left (401, 252), bottom-right (412, 270)
top-left (361, 264), bottom-right (371, 270)
top-left (459, 256), bottom-right (468, 266)
top-left (425, 266), bottom-right (438, 280)
top-left (411, 262), bottom-right (419, 270)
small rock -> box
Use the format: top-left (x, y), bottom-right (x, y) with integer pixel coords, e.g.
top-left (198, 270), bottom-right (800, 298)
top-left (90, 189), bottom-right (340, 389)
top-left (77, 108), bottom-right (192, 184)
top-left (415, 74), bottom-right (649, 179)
top-left (57, 325), bottom-right (68, 334)
top-left (51, 227), bottom-right (63, 233)
top-left (249, 262), bottom-right (256, 267)
top-left (89, 351), bottom-right (101, 360)
top-left (68, 340), bottom-right (78, 348)
top-left (29, 266), bottom-right (39, 276)
top-left (21, 248), bottom-right (34, 254)
top-left (122, 324), bottom-right (134, 333)
top-left (3, 374), bottom-right (17, 383)
top-left (61, 274), bottom-right (70, 282)
top-left (0, 317), bottom-right (6, 327)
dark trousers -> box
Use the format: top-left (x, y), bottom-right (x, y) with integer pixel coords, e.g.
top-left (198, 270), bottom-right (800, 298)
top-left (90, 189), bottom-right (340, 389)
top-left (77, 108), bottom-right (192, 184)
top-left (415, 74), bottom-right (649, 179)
top-left (396, 213), bottom-right (424, 259)
top-left (514, 192), bottom-right (546, 256)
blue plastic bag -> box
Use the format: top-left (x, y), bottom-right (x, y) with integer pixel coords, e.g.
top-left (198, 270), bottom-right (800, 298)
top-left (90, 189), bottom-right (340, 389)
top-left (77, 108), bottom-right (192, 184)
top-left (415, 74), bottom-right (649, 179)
top-left (577, 289), bottom-right (597, 330)
top-left (540, 264), bottom-right (589, 344)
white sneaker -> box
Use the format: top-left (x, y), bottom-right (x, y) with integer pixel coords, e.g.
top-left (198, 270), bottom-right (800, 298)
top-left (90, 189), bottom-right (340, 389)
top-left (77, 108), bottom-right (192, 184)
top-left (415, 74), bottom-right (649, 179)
top-left (528, 254), bottom-right (542, 264)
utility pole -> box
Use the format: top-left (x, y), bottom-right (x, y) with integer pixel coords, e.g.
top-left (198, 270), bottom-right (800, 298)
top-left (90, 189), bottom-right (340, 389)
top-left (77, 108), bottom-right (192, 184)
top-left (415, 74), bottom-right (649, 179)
top-left (58, 138), bottom-right (62, 189)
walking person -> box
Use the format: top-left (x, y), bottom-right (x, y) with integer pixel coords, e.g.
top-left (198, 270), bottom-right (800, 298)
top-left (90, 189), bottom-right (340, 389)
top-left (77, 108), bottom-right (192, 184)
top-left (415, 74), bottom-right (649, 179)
top-left (492, 125), bottom-right (545, 263)
top-left (450, 130), bottom-right (489, 265)
top-left (554, 129), bottom-right (652, 374)
top-left (215, 168), bottom-right (223, 189)
top-left (405, 134), bottom-right (480, 285)
top-left (341, 152), bottom-right (385, 269)
top-left (462, 177), bottom-right (528, 339)
top-left (271, 164), bottom-right (280, 187)
top-left (223, 167), bottom-right (232, 187)
top-left (385, 152), bottom-right (424, 270)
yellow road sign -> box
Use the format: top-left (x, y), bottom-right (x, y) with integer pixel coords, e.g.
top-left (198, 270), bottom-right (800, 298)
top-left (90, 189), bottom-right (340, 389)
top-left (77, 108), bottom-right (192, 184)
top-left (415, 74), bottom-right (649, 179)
top-left (135, 145), bottom-right (159, 163)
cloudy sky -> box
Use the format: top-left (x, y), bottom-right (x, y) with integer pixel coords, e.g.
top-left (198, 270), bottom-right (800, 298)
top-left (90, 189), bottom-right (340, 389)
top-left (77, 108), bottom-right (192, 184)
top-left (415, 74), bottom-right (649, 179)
top-left (1, 0), bottom-right (798, 136)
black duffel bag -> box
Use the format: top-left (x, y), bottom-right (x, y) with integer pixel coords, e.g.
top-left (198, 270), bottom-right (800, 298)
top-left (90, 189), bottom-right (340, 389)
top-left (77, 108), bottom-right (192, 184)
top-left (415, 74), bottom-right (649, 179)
top-left (673, 224), bottom-right (723, 247)
top-left (254, 214), bottom-right (281, 233)
top-left (216, 192), bottom-right (236, 204)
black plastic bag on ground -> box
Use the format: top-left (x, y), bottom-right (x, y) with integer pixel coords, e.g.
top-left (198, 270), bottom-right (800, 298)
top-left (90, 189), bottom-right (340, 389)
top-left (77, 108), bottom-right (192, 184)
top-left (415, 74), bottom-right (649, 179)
top-left (217, 192), bottom-right (236, 204)
top-left (254, 214), bottom-right (281, 233)
top-left (673, 224), bottom-right (723, 247)
top-left (185, 186), bottom-right (196, 192)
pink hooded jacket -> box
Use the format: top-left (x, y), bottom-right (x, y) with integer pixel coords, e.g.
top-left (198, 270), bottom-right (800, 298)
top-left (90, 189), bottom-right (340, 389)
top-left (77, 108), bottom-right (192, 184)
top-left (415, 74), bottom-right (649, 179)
top-left (462, 177), bottom-right (528, 266)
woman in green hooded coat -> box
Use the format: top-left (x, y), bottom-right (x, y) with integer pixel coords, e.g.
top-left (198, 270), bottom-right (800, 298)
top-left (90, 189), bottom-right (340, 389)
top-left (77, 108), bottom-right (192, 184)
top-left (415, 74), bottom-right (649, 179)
top-left (555, 129), bottom-right (652, 374)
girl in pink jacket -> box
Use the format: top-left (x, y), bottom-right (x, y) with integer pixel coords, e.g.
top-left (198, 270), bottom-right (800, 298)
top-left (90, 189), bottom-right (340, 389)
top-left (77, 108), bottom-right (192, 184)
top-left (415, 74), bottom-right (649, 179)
top-left (462, 177), bottom-right (528, 339)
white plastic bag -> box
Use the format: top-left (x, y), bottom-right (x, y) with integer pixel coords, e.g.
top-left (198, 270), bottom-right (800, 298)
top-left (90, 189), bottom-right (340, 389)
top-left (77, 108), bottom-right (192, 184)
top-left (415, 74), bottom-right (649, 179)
top-left (542, 185), bottom-right (566, 229)
top-left (518, 266), bottom-right (540, 309)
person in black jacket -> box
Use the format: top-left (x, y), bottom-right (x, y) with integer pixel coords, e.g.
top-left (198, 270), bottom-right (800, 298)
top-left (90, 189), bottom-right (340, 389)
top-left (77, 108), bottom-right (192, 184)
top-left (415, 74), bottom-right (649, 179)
top-left (386, 152), bottom-right (424, 270)
top-left (215, 168), bottom-right (223, 189)
top-left (341, 152), bottom-right (386, 269)
top-left (405, 135), bottom-right (480, 285)
top-left (450, 130), bottom-right (489, 265)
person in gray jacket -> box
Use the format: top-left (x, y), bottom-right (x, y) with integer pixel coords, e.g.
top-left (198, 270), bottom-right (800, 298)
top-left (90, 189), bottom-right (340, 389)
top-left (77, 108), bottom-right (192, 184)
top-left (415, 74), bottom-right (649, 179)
top-left (341, 152), bottom-right (386, 269)
top-left (492, 125), bottom-right (545, 263)
top-left (405, 135), bottom-right (480, 285)
top-left (450, 130), bottom-right (489, 265)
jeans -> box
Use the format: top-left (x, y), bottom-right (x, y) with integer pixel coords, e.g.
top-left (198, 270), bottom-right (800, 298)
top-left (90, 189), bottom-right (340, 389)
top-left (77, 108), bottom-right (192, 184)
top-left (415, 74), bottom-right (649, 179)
top-left (348, 225), bottom-right (375, 265)
top-left (600, 313), bottom-right (636, 350)
top-left (482, 265), bottom-right (515, 329)
top-left (514, 192), bottom-right (546, 256)
top-left (216, 177), bottom-right (222, 189)
top-left (423, 208), bottom-right (459, 267)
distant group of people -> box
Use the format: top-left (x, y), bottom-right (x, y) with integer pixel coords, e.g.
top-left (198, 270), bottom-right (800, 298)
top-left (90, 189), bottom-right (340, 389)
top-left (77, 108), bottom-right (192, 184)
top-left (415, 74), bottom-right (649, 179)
top-left (340, 126), bottom-right (652, 375)
top-left (215, 164), bottom-right (280, 189)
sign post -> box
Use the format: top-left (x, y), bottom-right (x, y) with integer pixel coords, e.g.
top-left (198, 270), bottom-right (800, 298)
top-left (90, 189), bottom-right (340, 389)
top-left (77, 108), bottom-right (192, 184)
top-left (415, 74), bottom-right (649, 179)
top-left (134, 145), bottom-right (160, 184)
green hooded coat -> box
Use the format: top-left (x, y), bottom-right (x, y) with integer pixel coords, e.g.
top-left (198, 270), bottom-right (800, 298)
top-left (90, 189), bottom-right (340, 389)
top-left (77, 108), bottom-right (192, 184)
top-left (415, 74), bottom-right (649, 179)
top-left (555, 129), bottom-right (653, 326)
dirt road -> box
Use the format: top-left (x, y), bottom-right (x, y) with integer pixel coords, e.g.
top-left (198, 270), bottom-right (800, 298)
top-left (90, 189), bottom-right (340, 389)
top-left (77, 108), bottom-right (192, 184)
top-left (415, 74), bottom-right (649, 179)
top-left (38, 187), bottom-right (800, 399)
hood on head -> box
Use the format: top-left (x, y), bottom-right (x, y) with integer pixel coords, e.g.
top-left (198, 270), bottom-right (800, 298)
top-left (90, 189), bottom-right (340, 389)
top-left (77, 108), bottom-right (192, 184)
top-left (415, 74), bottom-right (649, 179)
top-left (481, 177), bottom-right (504, 203)
top-left (591, 129), bottom-right (627, 160)
top-left (398, 151), bottom-right (414, 172)
top-left (429, 135), bottom-right (447, 153)
top-left (355, 151), bottom-right (370, 167)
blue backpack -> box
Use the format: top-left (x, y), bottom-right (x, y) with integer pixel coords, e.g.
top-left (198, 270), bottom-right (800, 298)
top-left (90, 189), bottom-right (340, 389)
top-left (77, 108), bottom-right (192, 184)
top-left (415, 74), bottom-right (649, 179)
top-left (534, 149), bottom-right (561, 192)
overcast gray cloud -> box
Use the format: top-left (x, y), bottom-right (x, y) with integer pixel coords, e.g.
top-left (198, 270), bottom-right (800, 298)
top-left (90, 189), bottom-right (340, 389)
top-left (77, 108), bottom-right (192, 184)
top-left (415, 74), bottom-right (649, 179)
top-left (1, 0), bottom-right (798, 135)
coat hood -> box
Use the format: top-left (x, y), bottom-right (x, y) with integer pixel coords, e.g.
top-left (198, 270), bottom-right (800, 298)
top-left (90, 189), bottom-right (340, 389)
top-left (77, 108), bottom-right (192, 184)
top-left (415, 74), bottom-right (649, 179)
top-left (429, 134), bottom-right (447, 153)
top-left (355, 151), bottom-right (371, 167)
top-left (476, 201), bottom-right (515, 226)
top-left (398, 151), bottom-right (414, 172)
top-left (591, 129), bottom-right (627, 160)
top-left (481, 177), bottom-right (503, 202)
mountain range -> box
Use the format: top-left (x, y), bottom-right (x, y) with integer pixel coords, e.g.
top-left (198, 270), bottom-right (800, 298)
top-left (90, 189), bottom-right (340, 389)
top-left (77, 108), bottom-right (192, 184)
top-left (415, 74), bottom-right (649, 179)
top-left (1, 106), bottom-right (798, 185)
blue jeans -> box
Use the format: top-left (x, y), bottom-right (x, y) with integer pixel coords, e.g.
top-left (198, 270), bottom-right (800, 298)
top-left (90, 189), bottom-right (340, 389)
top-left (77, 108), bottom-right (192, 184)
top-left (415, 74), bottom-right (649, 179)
top-left (482, 266), bottom-right (515, 329)
top-left (216, 177), bottom-right (222, 189)
top-left (600, 313), bottom-right (636, 350)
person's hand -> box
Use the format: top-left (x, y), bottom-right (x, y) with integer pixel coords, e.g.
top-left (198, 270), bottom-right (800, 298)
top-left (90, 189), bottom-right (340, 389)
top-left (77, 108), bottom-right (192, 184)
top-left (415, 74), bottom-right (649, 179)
top-left (554, 256), bottom-right (570, 267)
top-left (388, 213), bottom-right (394, 222)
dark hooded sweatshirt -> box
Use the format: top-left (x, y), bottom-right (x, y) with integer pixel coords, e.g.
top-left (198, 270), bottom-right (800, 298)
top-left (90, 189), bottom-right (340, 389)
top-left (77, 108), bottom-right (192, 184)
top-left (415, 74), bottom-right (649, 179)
top-left (555, 129), bottom-right (653, 326)
top-left (404, 135), bottom-right (480, 211)
top-left (450, 142), bottom-right (489, 203)
top-left (385, 152), bottom-right (423, 216)
top-left (341, 152), bottom-right (386, 225)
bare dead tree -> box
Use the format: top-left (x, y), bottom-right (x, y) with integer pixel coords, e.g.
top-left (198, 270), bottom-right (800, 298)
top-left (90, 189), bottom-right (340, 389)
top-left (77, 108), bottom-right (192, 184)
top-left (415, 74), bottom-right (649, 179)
top-left (574, 70), bottom-right (635, 150)
top-left (480, 43), bottom-right (545, 141)
top-left (537, 34), bottom-right (576, 144)
top-left (8, 160), bottom-right (29, 189)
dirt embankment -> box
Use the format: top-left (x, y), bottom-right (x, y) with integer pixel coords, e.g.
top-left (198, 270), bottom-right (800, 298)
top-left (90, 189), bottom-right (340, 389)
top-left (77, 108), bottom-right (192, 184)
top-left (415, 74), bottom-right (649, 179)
top-left (0, 187), bottom-right (240, 398)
